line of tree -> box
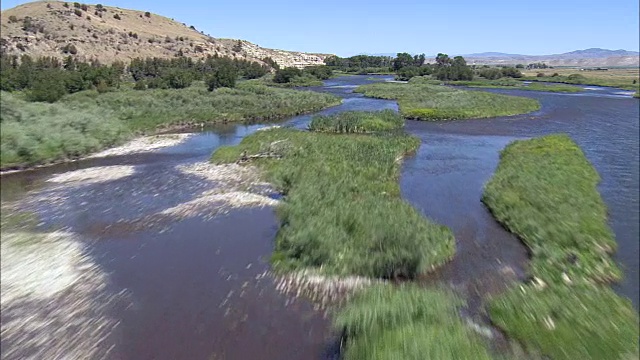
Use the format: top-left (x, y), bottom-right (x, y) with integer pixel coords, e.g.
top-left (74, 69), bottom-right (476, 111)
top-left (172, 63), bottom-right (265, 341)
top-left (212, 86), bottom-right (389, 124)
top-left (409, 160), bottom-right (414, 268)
top-left (128, 55), bottom-right (270, 90)
top-left (392, 53), bottom-right (474, 81)
top-left (324, 54), bottom-right (393, 74)
top-left (1, 54), bottom-right (124, 102)
top-left (272, 65), bottom-right (333, 84)
top-left (0, 53), bottom-right (275, 102)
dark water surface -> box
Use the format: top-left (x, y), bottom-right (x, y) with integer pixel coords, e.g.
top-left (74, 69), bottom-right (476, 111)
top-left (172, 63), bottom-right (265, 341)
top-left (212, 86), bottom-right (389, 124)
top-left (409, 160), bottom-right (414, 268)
top-left (1, 76), bottom-right (637, 359)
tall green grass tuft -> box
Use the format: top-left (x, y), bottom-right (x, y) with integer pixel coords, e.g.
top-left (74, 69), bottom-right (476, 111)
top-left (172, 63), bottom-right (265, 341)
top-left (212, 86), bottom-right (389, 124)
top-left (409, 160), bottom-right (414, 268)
top-left (211, 122), bottom-right (454, 278)
top-left (355, 81), bottom-right (540, 120)
top-left (308, 110), bottom-right (404, 133)
top-left (483, 134), bottom-right (639, 359)
top-left (335, 285), bottom-right (493, 360)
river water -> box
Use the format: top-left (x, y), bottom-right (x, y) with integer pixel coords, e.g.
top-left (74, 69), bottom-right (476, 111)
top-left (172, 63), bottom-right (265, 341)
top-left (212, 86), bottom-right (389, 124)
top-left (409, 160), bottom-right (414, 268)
top-left (0, 76), bottom-right (637, 359)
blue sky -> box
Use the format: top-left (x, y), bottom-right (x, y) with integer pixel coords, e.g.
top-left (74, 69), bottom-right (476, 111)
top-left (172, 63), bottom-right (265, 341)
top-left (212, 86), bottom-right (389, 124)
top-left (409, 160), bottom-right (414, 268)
top-left (3, 0), bottom-right (639, 57)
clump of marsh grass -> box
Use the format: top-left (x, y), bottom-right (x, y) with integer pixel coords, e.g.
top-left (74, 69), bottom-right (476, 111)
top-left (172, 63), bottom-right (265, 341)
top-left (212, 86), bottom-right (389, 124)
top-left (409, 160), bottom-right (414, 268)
top-left (308, 110), bottom-right (404, 133)
top-left (354, 81), bottom-right (540, 120)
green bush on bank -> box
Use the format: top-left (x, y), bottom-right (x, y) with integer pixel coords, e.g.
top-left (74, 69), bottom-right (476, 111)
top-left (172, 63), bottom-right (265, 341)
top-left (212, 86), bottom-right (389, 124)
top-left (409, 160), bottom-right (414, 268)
top-left (211, 119), bottom-right (454, 278)
top-left (0, 92), bottom-right (127, 168)
top-left (308, 110), bottom-right (404, 133)
top-left (355, 82), bottom-right (540, 120)
top-left (335, 285), bottom-right (493, 360)
top-left (483, 134), bottom-right (639, 359)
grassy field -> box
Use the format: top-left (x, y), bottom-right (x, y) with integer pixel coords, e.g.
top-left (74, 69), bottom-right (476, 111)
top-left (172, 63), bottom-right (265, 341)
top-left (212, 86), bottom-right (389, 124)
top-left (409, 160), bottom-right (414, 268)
top-left (521, 67), bottom-right (639, 91)
top-left (0, 82), bottom-right (340, 170)
top-left (335, 285), bottom-right (493, 360)
top-left (446, 79), bottom-right (583, 93)
top-left (354, 81), bottom-right (540, 120)
top-left (482, 134), bottom-right (639, 359)
top-left (211, 113), bottom-right (455, 278)
top-left (308, 110), bottom-right (404, 133)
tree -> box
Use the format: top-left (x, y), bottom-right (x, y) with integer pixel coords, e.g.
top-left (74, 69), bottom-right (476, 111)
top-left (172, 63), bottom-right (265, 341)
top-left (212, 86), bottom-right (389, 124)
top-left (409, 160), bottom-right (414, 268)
top-left (413, 53), bottom-right (426, 67)
top-left (303, 65), bottom-right (332, 80)
top-left (435, 53), bottom-right (451, 67)
top-left (273, 67), bottom-right (302, 83)
top-left (393, 53), bottom-right (413, 71)
top-left (27, 70), bottom-right (67, 103)
top-left (207, 62), bottom-right (236, 90)
top-left (144, 11), bottom-right (151, 18)
top-left (165, 69), bottom-right (192, 89)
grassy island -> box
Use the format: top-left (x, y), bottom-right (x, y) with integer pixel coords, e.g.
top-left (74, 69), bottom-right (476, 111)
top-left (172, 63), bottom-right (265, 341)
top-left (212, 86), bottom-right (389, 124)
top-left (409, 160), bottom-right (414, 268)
top-left (212, 111), bottom-right (454, 278)
top-left (482, 134), bottom-right (639, 360)
top-left (354, 81), bottom-right (540, 121)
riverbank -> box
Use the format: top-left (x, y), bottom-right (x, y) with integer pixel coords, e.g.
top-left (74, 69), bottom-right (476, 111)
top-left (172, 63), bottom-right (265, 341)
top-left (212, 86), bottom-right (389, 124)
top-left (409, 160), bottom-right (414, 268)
top-left (482, 134), bottom-right (639, 359)
top-left (0, 82), bottom-right (340, 171)
top-left (354, 80), bottom-right (540, 120)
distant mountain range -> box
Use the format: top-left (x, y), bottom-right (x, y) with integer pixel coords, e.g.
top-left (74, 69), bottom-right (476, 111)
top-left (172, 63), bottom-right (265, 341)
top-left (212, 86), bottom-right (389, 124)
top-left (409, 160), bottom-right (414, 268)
top-left (357, 48), bottom-right (639, 67)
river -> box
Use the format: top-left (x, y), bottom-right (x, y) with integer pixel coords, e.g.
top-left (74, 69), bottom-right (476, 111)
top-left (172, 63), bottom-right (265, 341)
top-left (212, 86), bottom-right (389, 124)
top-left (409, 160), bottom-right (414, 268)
top-left (0, 75), bottom-right (637, 359)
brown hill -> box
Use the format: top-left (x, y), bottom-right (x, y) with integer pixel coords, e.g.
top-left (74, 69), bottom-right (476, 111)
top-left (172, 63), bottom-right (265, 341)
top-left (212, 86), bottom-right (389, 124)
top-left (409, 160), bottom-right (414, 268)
top-left (0, 1), bottom-right (332, 67)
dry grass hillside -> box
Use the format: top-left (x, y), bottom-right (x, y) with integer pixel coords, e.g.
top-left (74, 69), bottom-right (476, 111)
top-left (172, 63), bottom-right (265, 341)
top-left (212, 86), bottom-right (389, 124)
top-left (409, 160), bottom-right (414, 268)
top-left (0, 1), bottom-right (332, 67)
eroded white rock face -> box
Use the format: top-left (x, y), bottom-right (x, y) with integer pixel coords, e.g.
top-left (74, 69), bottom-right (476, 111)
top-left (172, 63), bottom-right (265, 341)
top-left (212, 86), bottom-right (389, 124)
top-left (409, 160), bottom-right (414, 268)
top-left (47, 165), bottom-right (136, 185)
top-left (87, 133), bottom-right (194, 158)
top-left (1, 230), bottom-right (121, 360)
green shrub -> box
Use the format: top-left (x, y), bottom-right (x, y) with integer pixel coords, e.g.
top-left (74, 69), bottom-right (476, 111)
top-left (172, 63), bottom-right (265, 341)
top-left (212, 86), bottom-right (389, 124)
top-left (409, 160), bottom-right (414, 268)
top-left (273, 67), bottom-right (302, 83)
top-left (27, 70), bottom-right (67, 103)
top-left (206, 63), bottom-right (236, 91)
top-left (1, 92), bottom-right (127, 167)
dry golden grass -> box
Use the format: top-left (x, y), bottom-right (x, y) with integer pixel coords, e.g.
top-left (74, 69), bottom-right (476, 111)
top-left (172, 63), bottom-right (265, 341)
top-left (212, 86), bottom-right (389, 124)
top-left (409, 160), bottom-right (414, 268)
top-left (0, 1), bottom-right (330, 67)
top-left (522, 67), bottom-right (639, 89)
